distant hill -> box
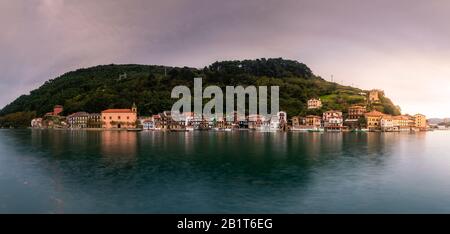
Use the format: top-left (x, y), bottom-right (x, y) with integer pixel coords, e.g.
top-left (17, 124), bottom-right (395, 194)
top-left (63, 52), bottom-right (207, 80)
top-left (0, 58), bottom-right (401, 128)
top-left (428, 118), bottom-right (450, 125)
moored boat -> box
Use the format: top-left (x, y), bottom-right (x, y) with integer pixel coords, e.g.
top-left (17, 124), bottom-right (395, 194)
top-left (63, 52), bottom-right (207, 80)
top-left (127, 128), bottom-right (143, 132)
top-left (308, 128), bottom-right (324, 133)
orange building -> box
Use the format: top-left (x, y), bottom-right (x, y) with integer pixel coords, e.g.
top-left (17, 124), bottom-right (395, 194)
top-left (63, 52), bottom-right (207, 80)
top-left (101, 104), bottom-right (138, 129)
top-left (291, 116), bottom-right (306, 127)
top-left (306, 115), bottom-right (322, 128)
top-left (365, 110), bottom-right (385, 131)
top-left (393, 115), bottom-right (411, 131)
top-left (414, 114), bottom-right (427, 130)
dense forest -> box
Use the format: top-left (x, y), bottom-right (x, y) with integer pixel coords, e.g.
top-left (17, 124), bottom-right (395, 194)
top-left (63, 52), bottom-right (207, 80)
top-left (0, 58), bottom-right (401, 128)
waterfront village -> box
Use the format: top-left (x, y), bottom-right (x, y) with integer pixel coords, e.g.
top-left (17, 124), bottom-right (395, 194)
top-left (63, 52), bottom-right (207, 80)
top-left (30, 89), bottom-right (438, 133)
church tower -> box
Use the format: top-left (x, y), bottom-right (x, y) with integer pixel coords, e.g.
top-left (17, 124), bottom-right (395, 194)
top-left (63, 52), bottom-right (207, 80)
top-left (132, 102), bottom-right (137, 113)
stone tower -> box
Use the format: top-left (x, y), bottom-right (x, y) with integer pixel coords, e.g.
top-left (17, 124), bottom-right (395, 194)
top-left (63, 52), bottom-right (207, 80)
top-left (368, 89), bottom-right (383, 103)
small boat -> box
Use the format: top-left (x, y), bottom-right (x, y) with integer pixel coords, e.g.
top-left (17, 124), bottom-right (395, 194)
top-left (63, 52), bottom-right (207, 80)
top-left (290, 126), bottom-right (312, 132)
top-left (325, 129), bottom-right (342, 132)
top-left (213, 127), bottom-right (232, 132)
top-left (308, 128), bottom-right (324, 133)
top-left (127, 128), bottom-right (143, 132)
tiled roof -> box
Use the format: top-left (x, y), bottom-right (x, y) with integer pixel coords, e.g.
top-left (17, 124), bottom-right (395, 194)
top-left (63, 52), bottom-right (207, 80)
top-left (365, 110), bottom-right (384, 117)
top-left (393, 115), bottom-right (410, 120)
top-left (68, 112), bottom-right (89, 117)
top-left (324, 110), bottom-right (342, 114)
top-left (101, 109), bottom-right (134, 113)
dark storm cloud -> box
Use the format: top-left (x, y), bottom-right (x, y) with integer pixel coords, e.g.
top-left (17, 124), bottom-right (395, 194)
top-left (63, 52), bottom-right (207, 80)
top-left (1, 0), bottom-right (449, 116)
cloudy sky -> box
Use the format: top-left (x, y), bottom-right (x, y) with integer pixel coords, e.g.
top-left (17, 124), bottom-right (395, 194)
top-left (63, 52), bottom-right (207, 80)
top-left (1, 0), bottom-right (449, 117)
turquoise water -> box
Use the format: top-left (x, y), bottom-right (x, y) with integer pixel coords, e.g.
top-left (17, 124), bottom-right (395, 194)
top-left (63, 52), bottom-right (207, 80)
top-left (1, 129), bottom-right (450, 213)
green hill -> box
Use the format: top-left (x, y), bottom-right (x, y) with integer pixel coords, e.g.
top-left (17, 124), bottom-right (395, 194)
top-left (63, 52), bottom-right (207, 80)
top-left (0, 58), bottom-right (401, 128)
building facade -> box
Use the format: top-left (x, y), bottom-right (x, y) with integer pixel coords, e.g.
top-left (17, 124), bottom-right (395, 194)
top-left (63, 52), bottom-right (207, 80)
top-left (323, 110), bottom-right (344, 131)
top-left (31, 118), bottom-right (43, 128)
top-left (88, 113), bottom-right (102, 128)
top-left (291, 116), bottom-right (306, 127)
top-left (101, 104), bottom-right (138, 129)
top-left (267, 111), bottom-right (287, 130)
top-left (67, 112), bottom-right (89, 128)
top-left (347, 105), bottom-right (366, 120)
top-left (248, 114), bottom-right (266, 129)
top-left (306, 115), bottom-right (322, 128)
top-left (307, 98), bottom-right (322, 109)
top-left (365, 110), bottom-right (385, 131)
top-left (381, 115), bottom-right (396, 132)
top-left (393, 115), bottom-right (411, 131)
top-left (323, 110), bottom-right (342, 122)
top-left (140, 117), bottom-right (155, 130)
top-left (414, 114), bottom-right (427, 130)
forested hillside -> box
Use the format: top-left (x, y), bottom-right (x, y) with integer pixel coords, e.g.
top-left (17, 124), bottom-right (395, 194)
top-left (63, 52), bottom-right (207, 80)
top-left (0, 58), bottom-right (401, 127)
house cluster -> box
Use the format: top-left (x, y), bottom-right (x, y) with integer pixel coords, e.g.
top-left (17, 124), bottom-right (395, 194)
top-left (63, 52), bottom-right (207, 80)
top-left (30, 90), bottom-right (429, 132)
top-left (290, 89), bottom-right (428, 132)
top-left (138, 111), bottom-right (288, 132)
top-left (31, 104), bottom-right (138, 130)
top-left (30, 104), bottom-right (287, 132)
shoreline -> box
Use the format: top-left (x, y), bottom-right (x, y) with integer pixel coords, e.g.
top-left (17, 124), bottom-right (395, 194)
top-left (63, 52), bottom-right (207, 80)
top-left (16, 128), bottom-right (445, 133)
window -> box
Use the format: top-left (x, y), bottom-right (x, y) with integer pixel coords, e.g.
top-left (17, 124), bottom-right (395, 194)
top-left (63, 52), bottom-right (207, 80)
top-left (118, 116), bottom-right (121, 120)
top-left (127, 116), bottom-right (130, 120)
top-left (109, 116), bottom-right (112, 120)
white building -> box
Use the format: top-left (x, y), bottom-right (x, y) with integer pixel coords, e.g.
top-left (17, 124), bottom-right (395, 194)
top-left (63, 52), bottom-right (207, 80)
top-left (268, 111), bottom-right (288, 130)
top-left (307, 98), bottom-right (322, 109)
top-left (323, 110), bottom-right (343, 131)
top-left (381, 115), bottom-right (396, 132)
top-left (31, 118), bottom-right (43, 128)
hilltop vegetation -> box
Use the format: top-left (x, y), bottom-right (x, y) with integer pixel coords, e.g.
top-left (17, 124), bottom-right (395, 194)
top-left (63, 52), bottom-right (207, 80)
top-left (0, 58), bottom-right (401, 128)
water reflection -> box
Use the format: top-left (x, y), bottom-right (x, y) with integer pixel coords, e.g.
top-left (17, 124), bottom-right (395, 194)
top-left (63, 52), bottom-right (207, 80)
top-left (100, 131), bottom-right (137, 161)
top-left (2, 129), bottom-right (449, 213)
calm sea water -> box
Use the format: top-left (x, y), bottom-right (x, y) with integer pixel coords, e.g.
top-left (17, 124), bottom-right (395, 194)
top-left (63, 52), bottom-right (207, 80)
top-left (1, 129), bottom-right (450, 213)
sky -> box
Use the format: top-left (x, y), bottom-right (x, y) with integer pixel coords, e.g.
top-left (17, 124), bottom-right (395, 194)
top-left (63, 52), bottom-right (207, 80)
top-left (1, 0), bottom-right (449, 118)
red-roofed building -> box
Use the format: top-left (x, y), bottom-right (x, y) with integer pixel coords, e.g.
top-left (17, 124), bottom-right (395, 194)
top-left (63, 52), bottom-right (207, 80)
top-left (101, 103), bottom-right (138, 129)
top-left (53, 105), bottom-right (64, 116)
top-left (45, 105), bottom-right (64, 117)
